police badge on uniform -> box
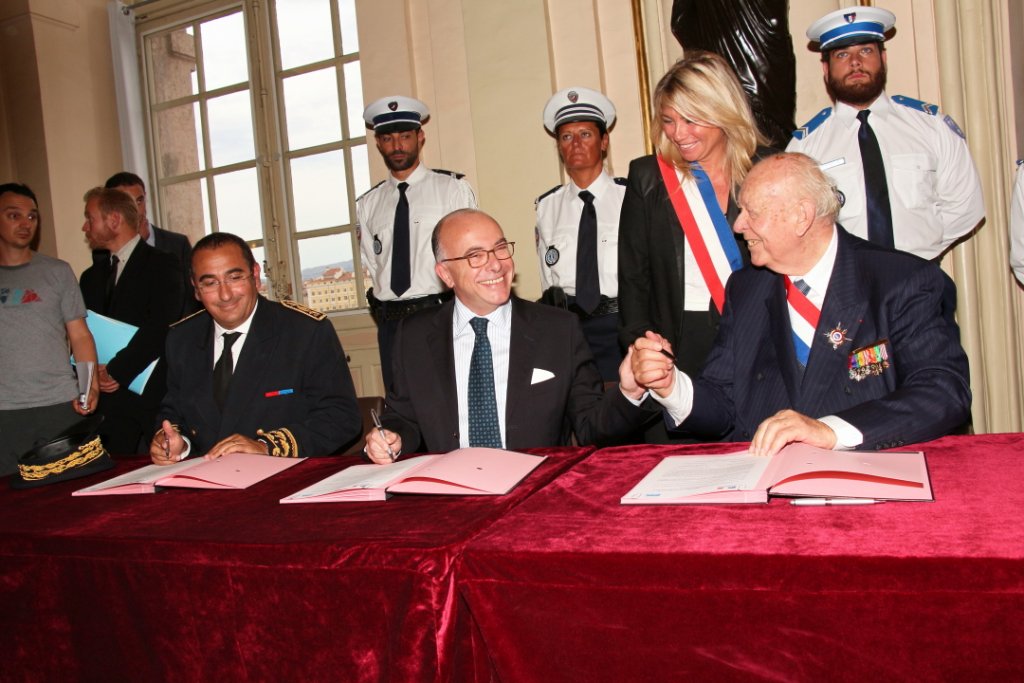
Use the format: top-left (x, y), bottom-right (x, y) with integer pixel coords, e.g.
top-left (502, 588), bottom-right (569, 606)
top-left (372, 235), bottom-right (383, 255)
top-left (544, 246), bottom-right (560, 266)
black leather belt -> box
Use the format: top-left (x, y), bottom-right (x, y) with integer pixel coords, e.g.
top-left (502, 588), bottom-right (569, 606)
top-left (540, 287), bottom-right (619, 320)
top-left (569, 296), bottom-right (619, 320)
top-left (368, 290), bottom-right (452, 322)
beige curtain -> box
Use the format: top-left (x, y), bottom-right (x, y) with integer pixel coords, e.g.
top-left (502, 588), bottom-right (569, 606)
top-left (937, 0), bottom-right (1024, 433)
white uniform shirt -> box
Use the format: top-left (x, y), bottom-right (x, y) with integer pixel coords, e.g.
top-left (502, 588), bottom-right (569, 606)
top-left (1010, 162), bottom-right (1024, 286)
top-left (787, 91), bottom-right (985, 259)
top-left (356, 163), bottom-right (477, 301)
top-left (535, 171), bottom-right (625, 297)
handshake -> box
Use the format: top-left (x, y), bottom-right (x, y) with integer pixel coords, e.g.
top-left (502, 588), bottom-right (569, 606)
top-left (618, 331), bottom-right (680, 402)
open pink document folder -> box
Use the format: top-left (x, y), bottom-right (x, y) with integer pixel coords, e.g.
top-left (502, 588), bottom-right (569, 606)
top-left (280, 447), bottom-right (546, 503)
top-left (621, 443), bottom-right (932, 504)
top-left (73, 453), bottom-right (304, 495)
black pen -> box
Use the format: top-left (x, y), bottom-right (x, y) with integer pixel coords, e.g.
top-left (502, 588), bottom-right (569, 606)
top-left (659, 348), bottom-right (675, 361)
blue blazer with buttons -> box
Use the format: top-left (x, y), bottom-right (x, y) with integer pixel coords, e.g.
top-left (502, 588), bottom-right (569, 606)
top-left (681, 227), bottom-right (971, 449)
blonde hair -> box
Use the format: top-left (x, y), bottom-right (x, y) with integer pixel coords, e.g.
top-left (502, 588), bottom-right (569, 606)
top-left (652, 50), bottom-right (766, 187)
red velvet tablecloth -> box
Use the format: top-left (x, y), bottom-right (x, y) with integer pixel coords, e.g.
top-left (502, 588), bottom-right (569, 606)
top-left (457, 434), bottom-right (1024, 681)
top-left (0, 448), bottom-right (591, 682)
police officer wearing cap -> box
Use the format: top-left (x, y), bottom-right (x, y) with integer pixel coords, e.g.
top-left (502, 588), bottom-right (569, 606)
top-left (536, 87), bottom-right (625, 381)
top-left (357, 96), bottom-right (477, 390)
top-left (787, 6), bottom-right (985, 263)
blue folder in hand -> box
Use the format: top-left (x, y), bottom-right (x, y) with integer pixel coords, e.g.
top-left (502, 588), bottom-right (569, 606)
top-left (82, 310), bottom-right (157, 395)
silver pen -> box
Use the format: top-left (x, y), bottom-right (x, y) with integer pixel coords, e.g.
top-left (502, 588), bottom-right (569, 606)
top-left (791, 498), bottom-right (882, 506)
top-left (369, 408), bottom-right (395, 462)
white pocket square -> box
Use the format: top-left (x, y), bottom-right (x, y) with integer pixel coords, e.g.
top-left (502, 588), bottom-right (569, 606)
top-left (531, 368), bottom-right (555, 385)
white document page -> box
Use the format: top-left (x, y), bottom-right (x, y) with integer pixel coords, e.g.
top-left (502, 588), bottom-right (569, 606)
top-left (283, 455), bottom-right (432, 500)
top-left (622, 453), bottom-right (770, 501)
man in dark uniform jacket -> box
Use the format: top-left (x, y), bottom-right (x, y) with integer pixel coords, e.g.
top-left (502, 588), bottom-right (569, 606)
top-left (79, 187), bottom-right (184, 453)
top-left (150, 232), bottom-right (361, 462)
top-left (364, 209), bottom-right (655, 462)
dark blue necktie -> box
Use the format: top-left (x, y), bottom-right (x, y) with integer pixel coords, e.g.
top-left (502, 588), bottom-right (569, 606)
top-left (575, 190), bottom-right (600, 313)
top-left (467, 317), bottom-right (501, 448)
top-left (391, 181), bottom-right (411, 297)
top-left (857, 110), bottom-right (895, 249)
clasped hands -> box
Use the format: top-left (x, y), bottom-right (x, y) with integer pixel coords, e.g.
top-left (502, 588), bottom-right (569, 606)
top-left (625, 331), bottom-right (837, 457)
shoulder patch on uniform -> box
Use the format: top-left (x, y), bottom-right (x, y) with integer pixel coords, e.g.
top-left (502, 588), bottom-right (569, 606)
top-left (791, 107), bottom-right (833, 141)
top-left (613, 176), bottom-right (627, 186)
top-left (1017, 159), bottom-right (1024, 168)
top-left (535, 184), bottom-right (561, 206)
top-left (891, 95), bottom-right (939, 116)
top-left (170, 308), bottom-right (207, 328)
top-left (281, 299), bottom-right (327, 321)
top-left (431, 168), bottom-right (466, 179)
top-left (942, 114), bottom-right (966, 139)
top-left (356, 179), bottom-right (386, 202)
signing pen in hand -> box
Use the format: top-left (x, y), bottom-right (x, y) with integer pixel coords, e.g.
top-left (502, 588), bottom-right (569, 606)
top-left (370, 408), bottom-right (395, 462)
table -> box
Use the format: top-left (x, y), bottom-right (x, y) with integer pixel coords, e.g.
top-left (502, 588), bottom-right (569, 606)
top-left (0, 447), bottom-right (591, 682)
top-left (457, 434), bottom-right (1024, 681)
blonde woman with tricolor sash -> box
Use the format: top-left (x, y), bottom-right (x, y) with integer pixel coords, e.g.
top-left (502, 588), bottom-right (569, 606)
top-left (618, 51), bottom-right (775, 441)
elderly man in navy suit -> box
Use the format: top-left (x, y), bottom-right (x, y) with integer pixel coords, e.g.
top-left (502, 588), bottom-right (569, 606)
top-left (364, 208), bottom-right (654, 462)
top-left (630, 153), bottom-right (970, 456)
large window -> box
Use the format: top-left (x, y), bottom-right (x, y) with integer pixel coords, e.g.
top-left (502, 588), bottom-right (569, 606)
top-left (139, 0), bottom-right (372, 312)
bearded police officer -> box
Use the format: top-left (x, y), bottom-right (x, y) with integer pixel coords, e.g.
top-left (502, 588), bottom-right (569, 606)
top-left (536, 87), bottom-right (625, 381)
top-left (357, 96), bottom-right (477, 390)
top-left (787, 7), bottom-right (984, 262)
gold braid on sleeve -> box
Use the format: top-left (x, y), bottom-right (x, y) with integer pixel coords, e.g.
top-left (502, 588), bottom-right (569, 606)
top-left (256, 428), bottom-right (298, 458)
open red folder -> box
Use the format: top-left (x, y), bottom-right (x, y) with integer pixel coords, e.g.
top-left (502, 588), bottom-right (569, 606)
top-left (621, 443), bottom-right (932, 505)
top-left (73, 453), bottom-right (305, 495)
top-left (280, 447), bottom-right (546, 503)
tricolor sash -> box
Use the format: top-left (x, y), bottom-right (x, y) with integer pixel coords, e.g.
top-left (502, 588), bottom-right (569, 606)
top-left (657, 155), bottom-right (743, 313)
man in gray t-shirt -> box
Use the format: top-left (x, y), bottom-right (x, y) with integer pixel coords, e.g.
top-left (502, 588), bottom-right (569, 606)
top-left (0, 183), bottom-right (99, 475)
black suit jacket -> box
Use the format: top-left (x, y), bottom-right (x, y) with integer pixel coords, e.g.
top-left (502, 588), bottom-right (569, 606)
top-left (152, 225), bottom-right (197, 315)
top-left (618, 152), bottom-right (770, 373)
top-left (683, 228), bottom-right (971, 449)
top-left (80, 239), bottom-right (184, 404)
top-left (382, 297), bottom-right (655, 453)
top-left (158, 298), bottom-right (362, 456)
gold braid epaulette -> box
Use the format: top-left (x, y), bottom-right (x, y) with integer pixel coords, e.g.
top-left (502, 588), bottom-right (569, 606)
top-left (257, 428), bottom-right (298, 458)
top-left (18, 437), bottom-right (106, 481)
top-left (280, 300), bottom-right (326, 321)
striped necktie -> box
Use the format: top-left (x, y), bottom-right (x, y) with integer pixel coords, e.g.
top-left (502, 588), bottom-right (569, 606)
top-left (785, 277), bottom-right (819, 367)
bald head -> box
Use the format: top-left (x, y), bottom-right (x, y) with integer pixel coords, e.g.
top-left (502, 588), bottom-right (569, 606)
top-left (734, 153), bottom-right (839, 275)
top-left (432, 208), bottom-right (515, 316)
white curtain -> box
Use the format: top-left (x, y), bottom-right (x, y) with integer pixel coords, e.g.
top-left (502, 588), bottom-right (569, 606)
top-left (107, 1), bottom-right (150, 185)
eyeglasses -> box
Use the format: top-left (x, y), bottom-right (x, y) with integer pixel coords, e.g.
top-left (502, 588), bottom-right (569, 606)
top-left (441, 242), bottom-right (515, 268)
top-left (195, 272), bottom-right (253, 292)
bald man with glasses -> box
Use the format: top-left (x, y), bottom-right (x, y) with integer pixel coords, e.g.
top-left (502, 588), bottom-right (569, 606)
top-left (364, 209), bottom-right (654, 462)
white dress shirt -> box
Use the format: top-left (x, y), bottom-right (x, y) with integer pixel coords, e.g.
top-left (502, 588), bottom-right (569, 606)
top-left (788, 91), bottom-right (985, 259)
top-left (356, 163), bottom-right (477, 301)
top-left (1010, 162), bottom-right (1024, 286)
top-left (452, 299), bottom-right (511, 448)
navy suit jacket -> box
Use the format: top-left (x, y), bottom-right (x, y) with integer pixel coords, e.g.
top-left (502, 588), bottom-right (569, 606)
top-left (158, 298), bottom-right (361, 456)
top-left (382, 297), bottom-right (655, 453)
top-left (683, 228), bottom-right (971, 449)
